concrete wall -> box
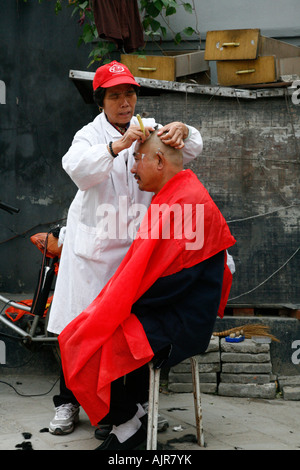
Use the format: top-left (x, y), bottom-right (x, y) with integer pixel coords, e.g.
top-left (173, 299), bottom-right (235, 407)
top-left (1, 1), bottom-right (299, 309)
top-left (0, 1), bottom-right (99, 291)
top-left (135, 92), bottom-right (300, 308)
top-left (158, 0), bottom-right (300, 42)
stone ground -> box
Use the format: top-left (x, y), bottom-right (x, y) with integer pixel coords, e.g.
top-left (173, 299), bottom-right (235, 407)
top-left (0, 374), bottom-right (299, 453)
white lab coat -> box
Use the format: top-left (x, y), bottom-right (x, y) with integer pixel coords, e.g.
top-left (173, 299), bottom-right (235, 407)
top-left (47, 113), bottom-right (203, 334)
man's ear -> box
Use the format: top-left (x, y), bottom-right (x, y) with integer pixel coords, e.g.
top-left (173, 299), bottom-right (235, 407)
top-left (156, 150), bottom-right (165, 169)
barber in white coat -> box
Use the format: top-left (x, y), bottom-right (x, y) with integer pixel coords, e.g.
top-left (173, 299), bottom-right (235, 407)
top-left (47, 61), bottom-right (203, 435)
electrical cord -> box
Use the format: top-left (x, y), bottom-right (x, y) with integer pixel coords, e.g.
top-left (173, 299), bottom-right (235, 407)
top-left (229, 245), bottom-right (300, 301)
top-left (0, 376), bottom-right (59, 397)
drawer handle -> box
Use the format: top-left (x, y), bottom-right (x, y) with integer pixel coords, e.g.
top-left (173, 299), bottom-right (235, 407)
top-left (236, 68), bottom-right (256, 75)
top-left (138, 67), bottom-right (157, 72)
top-left (222, 42), bottom-right (240, 47)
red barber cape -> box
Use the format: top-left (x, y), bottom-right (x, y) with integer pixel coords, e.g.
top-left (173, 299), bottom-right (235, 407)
top-left (58, 170), bottom-right (236, 425)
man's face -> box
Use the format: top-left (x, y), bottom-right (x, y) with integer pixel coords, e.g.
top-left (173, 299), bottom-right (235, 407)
top-left (131, 142), bottom-right (161, 193)
top-left (103, 84), bottom-right (137, 127)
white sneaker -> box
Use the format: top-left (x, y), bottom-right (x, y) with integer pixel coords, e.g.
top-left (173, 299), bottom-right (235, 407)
top-left (49, 403), bottom-right (80, 435)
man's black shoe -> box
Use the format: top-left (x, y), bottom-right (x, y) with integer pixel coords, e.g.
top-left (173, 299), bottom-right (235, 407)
top-left (94, 424), bottom-right (112, 440)
top-left (95, 425), bottom-right (146, 450)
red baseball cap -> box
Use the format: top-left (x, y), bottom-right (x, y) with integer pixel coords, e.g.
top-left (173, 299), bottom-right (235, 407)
top-left (93, 61), bottom-right (140, 90)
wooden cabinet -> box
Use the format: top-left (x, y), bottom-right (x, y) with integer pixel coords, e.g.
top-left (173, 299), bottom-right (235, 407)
top-left (121, 51), bottom-right (208, 82)
top-left (205, 29), bottom-right (260, 61)
top-left (205, 29), bottom-right (300, 86)
top-left (217, 56), bottom-right (276, 86)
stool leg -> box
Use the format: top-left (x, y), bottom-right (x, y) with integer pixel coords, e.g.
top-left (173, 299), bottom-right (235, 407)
top-left (147, 363), bottom-right (161, 450)
top-left (190, 356), bottom-right (205, 447)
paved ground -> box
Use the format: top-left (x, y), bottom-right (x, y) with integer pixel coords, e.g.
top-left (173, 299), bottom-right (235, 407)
top-left (0, 374), bottom-right (299, 451)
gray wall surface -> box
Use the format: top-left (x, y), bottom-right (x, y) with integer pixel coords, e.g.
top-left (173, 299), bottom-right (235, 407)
top-left (0, 1), bottom-right (99, 291)
top-left (134, 92), bottom-right (300, 308)
top-left (0, 1), bottom-right (299, 311)
top-left (161, 0), bottom-right (300, 41)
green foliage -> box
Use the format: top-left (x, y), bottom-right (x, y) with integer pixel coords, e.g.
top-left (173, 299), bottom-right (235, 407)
top-left (23, 0), bottom-right (200, 68)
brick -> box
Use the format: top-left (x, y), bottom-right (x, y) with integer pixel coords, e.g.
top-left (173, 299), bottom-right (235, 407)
top-left (289, 310), bottom-right (300, 320)
top-left (222, 362), bottom-right (272, 374)
top-left (282, 386), bottom-right (300, 400)
top-left (171, 362), bottom-right (221, 373)
top-left (221, 338), bottom-right (270, 353)
top-left (169, 382), bottom-right (217, 394)
top-left (233, 308), bottom-right (254, 316)
top-left (278, 375), bottom-right (300, 389)
top-left (204, 336), bottom-right (220, 352)
top-left (221, 352), bottom-right (271, 363)
top-left (220, 373), bottom-right (272, 384)
top-left (197, 351), bottom-right (220, 364)
top-left (168, 371), bottom-right (217, 384)
top-left (218, 382), bottom-right (276, 399)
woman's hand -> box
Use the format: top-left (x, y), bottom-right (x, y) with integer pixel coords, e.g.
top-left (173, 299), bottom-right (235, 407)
top-left (157, 122), bottom-right (189, 149)
top-left (109, 125), bottom-right (154, 156)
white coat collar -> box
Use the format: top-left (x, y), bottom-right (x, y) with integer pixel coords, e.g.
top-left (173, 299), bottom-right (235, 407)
top-left (99, 111), bottom-right (132, 139)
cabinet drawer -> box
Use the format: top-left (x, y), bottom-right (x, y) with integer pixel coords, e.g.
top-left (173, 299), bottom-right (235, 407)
top-left (205, 29), bottom-right (260, 61)
top-left (121, 51), bottom-right (208, 81)
top-left (217, 56), bottom-right (276, 86)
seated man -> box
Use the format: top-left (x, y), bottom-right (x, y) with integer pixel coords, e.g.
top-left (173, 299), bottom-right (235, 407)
top-left (58, 130), bottom-right (236, 450)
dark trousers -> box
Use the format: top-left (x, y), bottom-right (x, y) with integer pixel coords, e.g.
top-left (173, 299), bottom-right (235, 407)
top-left (53, 364), bottom-right (149, 425)
top-left (53, 368), bottom-right (79, 408)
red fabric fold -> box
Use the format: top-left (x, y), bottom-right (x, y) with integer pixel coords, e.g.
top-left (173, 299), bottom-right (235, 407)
top-left (58, 170), bottom-right (236, 425)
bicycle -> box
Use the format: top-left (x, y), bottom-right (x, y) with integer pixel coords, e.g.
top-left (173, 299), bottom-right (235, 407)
top-left (0, 201), bottom-right (61, 360)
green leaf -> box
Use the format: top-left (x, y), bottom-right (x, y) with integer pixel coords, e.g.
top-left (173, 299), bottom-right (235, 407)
top-left (166, 0), bottom-right (178, 7)
top-left (166, 6), bottom-right (176, 16)
top-left (54, 0), bottom-right (62, 14)
top-left (174, 32), bottom-right (182, 44)
top-left (183, 27), bottom-right (195, 36)
top-left (71, 6), bottom-right (79, 17)
top-left (79, 1), bottom-right (88, 9)
top-left (183, 3), bottom-right (193, 14)
top-left (160, 25), bottom-right (167, 37)
top-left (154, 0), bottom-right (164, 11)
top-left (140, 0), bottom-right (149, 10)
top-left (145, 3), bottom-right (160, 17)
top-left (81, 24), bottom-right (94, 44)
top-left (149, 18), bottom-right (161, 32)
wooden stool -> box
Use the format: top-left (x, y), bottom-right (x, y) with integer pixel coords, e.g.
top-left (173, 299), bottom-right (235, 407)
top-left (146, 356), bottom-right (205, 450)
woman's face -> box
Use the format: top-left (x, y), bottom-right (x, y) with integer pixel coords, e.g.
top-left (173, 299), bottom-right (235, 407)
top-left (103, 84), bottom-right (137, 127)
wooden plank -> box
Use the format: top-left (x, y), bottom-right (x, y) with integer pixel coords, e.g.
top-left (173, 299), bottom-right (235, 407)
top-left (205, 29), bottom-right (260, 61)
top-left (68, 70), bottom-right (297, 102)
top-left (173, 51), bottom-right (208, 77)
top-left (134, 77), bottom-right (257, 99)
top-left (217, 56), bottom-right (276, 86)
top-left (259, 36), bottom-right (300, 59)
top-left (276, 57), bottom-right (300, 78)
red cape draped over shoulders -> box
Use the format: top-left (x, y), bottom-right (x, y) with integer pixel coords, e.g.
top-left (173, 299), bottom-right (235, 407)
top-left (58, 170), bottom-right (236, 425)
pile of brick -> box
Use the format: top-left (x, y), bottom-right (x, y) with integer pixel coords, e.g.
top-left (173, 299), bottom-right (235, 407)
top-left (277, 375), bottom-right (300, 400)
top-left (168, 336), bottom-right (279, 399)
top-left (168, 336), bottom-right (300, 401)
top-left (168, 336), bottom-right (220, 394)
top-left (218, 338), bottom-right (277, 399)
